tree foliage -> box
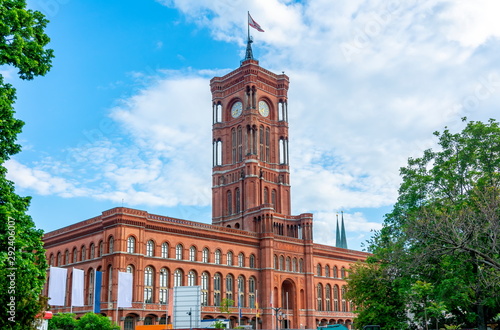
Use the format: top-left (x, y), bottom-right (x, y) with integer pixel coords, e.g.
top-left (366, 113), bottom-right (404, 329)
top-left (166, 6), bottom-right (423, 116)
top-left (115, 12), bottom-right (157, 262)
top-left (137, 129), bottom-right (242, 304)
top-left (0, 0), bottom-right (54, 329)
top-left (349, 119), bottom-right (500, 330)
top-left (48, 313), bottom-right (119, 330)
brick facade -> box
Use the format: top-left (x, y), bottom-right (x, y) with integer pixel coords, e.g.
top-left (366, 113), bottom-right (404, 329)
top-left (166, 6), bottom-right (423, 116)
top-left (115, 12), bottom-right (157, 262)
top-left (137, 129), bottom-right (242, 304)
top-left (43, 57), bottom-right (369, 329)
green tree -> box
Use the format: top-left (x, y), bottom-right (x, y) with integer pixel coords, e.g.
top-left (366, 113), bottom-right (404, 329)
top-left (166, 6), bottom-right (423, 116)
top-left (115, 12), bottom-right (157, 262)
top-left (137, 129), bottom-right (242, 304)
top-left (358, 119), bottom-right (500, 330)
top-left (75, 313), bottom-right (119, 330)
top-left (0, 0), bottom-right (54, 329)
top-left (47, 313), bottom-right (77, 330)
top-left (345, 259), bottom-right (408, 330)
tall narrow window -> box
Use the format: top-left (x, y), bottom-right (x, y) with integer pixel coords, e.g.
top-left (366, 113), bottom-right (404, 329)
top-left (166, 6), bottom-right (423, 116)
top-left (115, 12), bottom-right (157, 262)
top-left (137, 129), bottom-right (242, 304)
top-left (225, 274), bottom-right (234, 301)
top-left (333, 285), bottom-right (339, 311)
top-left (232, 128), bottom-right (236, 163)
top-left (227, 190), bottom-right (232, 215)
top-left (65, 250), bottom-right (69, 264)
top-left (279, 256), bottom-right (284, 270)
top-left (292, 258), bottom-right (297, 272)
top-left (326, 285), bottom-right (332, 311)
top-left (286, 257), bottom-right (291, 271)
top-left (81, 246), bottom-right (86, 261)
top-left (264, 188), bottom-right (269, 204)
top-left (146, 240), bottom-right (154, 257)
top-left (107, 266), bottom-right (113, 302)
top-left (174, 269), bottom-right (183, 287)
top-left (259, 126), bottom-right (264, 160)
top-left (188, 271), bottom-right (196, 286)
top-left (249, 277), bottom-right (256, 308)
top-left (189, 246), bottom-right (197, 261)
top-left (271, 190), bottom-right (276, 209)
top-left (317, 264), bottom-right (322, 276)
top-left (159, 268), bottom-right (168, 304)
top-left (214, 273), bottom-right (221, 306)
top-left (317, 284), bottom-right (323, 311)
top-left (98, 241), bottom-right (103, 257)
top-left (249, 254), bottom-right (256, 269)
top-left (341, 286), bottom-right (347, 311)
top-left (201, 272), bottom-right (209, 306)
top-left (144, 267), bottom-right (153, 303)
top-left (108, 236), bottom-right (114, 253)
top-left (237, 126), bottom-right (243, 162)
top-left (215, 249), bottom-right (221, 264)
top-left (161, 243), bottom-right (169, 258)
top-left (89, 244), bottom-right (95, 259)
top-left (127, 237), bottom-right (135, 253)
top-left (176, 244), bottom-right (183, 260)
top-left (238, 253), bottom-right (245, 267)
top-left (202, 248), bottom-right (209, 263)
top-left (235, 188), bottom-right (240, 213)
top-left (325, 265), bottom-right (330, 278)
top-left (72, 248), bottom-right (77, 263)
top-left (238, 276), bottom-right (245, 307)
top-left (341, 267), bottom-right (346, 279)
top-left (227, 251), bottom-right (233, 266)
top-left (333, 266), bottom-right (338, 278)
top-left (265, 127), bottom-right (270, 162)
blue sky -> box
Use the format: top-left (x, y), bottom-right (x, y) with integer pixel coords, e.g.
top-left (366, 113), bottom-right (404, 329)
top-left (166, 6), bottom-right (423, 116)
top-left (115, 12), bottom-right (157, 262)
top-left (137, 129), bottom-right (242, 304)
top-left (4, 0), bottom-right (500, 251)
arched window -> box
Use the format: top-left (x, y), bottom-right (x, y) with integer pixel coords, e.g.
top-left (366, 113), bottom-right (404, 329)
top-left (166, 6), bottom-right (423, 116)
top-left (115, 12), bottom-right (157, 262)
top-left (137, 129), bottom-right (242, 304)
top-left (227, 251), bottom-right (233, 266)
top-left (72, 248), bottom-right (78, 263)
top-left (249, 277), bottom-right (256, 308)
top-left (232, 128), bottom-right (237, 163)
top-left (292, 258), bottom-right (297, 272)
top-left (265, 127), bottom-right (270, 162)
top-left (271, 189), bottom-right (277, 209)
top-left (299, 258), bottom-right (304, 273)
top-left (333, 266), bottom-right (338, 278)
top-left (317, 284), bottom-right (323, 311)
top-left (56, 252), bottom-right (61, 266)
top-left (175, 244), bottom-right (183, 260)
top-left (317, 264), bottom-right (322, 276)
top-left (161, 242), bottom-right (169, 258)
top-left (107, 265), bottom-right (113, 302)
top-left (279, 137), bottom-right (289, 164)
top-left (189, 246), bottom-right (197, 261)
top-left (214, 273), bottom-right (222, 306)
top-left (215, 249), bottom-right (222, 264)
top-left (127, 237), bottom-right (135, 253)
top-left (50, 253), bottom-right (54, 266)
top-left (188, 271), bottom-right (196, 286)
top-left (326, 284), bottom-right (332, 311)
top-left (341, 267), bottom-right (346, 279)
top-left (259, 125), bottom-right (264, 161)
top-left (146, 240), bottom-right (154, 257)
top-left (249, 254), bottom-right (256, 269)
top-left (227, 190), bottom-right (232, 215)
top-left (108, 236), bottom-right (114, 253)
top-left (237, 126), bottom-right (243, 162)
top-left (274, 255), bottom-right (278, 269)
top-left (81, 246), bottom-right (86, 261)
top-left (144, 267), bottom-right (153, 303)
top-left (159, 268), bottom-right (168, 304)
top-left (325, 265), bottom-right (330, 278)
top-left (286, 257), bottom-right (291, 271)
top-left (279, 256), bottom-right (284, 270)
top-left (235, 188), bottom-right (240, 213)
top-left (88, 268), bottom-right (95, 305)
top-left (98, 241), bottom-right (103, 257)
top-left (225, 274), bottom-right (234, 301)
top-left (238, 253), bottom-right (245, 267)
top-left (201, 272), bottom-right (209, 306)
top-left (65, 250), bottom-right (69, 265)
top-left (213, 139), bottom-right (223, 166)
top-left (341, 286), bottom-right (347, 311)
top-left (202, 248), bottom-right (209, 263)
top-left (89, 243), bottom-right (95, 259)
top-left (264, 187), bottom-right (269, 204)
top-left (333, 285), bottom-right (339, 311)
top-left (238, 276), bottom-right (245, 307)
top-left (174, 269), bottom-right (183, 287)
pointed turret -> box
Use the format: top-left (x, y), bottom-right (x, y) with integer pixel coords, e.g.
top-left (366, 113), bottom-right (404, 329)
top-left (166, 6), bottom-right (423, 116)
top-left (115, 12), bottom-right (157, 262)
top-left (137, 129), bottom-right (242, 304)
top-left (335, 213), bottom-right (341, 248)
top-left (340, 211), bottom-right (348, 249)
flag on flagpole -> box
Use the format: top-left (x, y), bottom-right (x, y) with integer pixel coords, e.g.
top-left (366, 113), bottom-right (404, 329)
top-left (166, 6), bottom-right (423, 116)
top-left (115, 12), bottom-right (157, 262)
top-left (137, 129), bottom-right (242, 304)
top-left (71, 268), bottom-right (84, 307)
top-left (117, 271), bottom-right (133, 308)
top-left (248, 13), bottom-right (264, 32)
top-left (93, 271), bottom-right (102, 313)
top-left (48, 266), bottom-right (68, 306)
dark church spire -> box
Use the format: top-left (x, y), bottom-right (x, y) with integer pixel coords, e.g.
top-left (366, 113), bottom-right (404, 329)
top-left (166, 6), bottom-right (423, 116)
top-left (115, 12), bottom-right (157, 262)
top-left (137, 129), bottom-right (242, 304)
top-left (335, 211), bottom-right (348, 249)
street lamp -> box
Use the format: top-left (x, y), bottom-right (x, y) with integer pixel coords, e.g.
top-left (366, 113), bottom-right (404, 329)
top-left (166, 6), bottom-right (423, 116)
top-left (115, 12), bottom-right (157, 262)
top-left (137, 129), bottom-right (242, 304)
top-left (272, 307), bottom-right (281, 330)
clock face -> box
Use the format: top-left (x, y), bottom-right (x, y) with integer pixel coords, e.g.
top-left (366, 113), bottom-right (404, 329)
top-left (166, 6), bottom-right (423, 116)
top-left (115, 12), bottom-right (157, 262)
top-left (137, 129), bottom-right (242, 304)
top-left (259, 101), bottom-right (270, 117)
top-left (231, 101), bottom-right (243, 118)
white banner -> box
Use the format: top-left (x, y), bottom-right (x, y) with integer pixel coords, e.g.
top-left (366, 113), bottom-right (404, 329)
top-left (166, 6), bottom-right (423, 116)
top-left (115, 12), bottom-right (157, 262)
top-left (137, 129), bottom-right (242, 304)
top-left (48, 266), bottom-right (68, 306)
top-left (117, 271), bottom-right (132, 307)
top-left (71, 268), bottom-right (84, 307)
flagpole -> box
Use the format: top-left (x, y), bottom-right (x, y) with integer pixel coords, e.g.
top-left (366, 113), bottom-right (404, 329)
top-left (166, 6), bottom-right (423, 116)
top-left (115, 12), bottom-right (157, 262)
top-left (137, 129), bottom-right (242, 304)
top-left (247, 11), bottom-right (250, 43)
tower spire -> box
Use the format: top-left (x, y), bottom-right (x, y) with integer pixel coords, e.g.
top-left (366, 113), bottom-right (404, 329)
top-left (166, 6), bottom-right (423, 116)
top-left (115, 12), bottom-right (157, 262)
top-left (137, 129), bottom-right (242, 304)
top-left (340, 211), bottom-right (348, 249)
top-left (244, 11), bottom-right (254, 61)
top-left (335, 213), bottom-right (341, 248)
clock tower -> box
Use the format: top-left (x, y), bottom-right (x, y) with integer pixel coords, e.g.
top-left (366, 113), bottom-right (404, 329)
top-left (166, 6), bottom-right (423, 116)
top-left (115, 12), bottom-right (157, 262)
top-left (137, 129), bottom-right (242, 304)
top-left (211, 39), bottom-right (311, 237)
